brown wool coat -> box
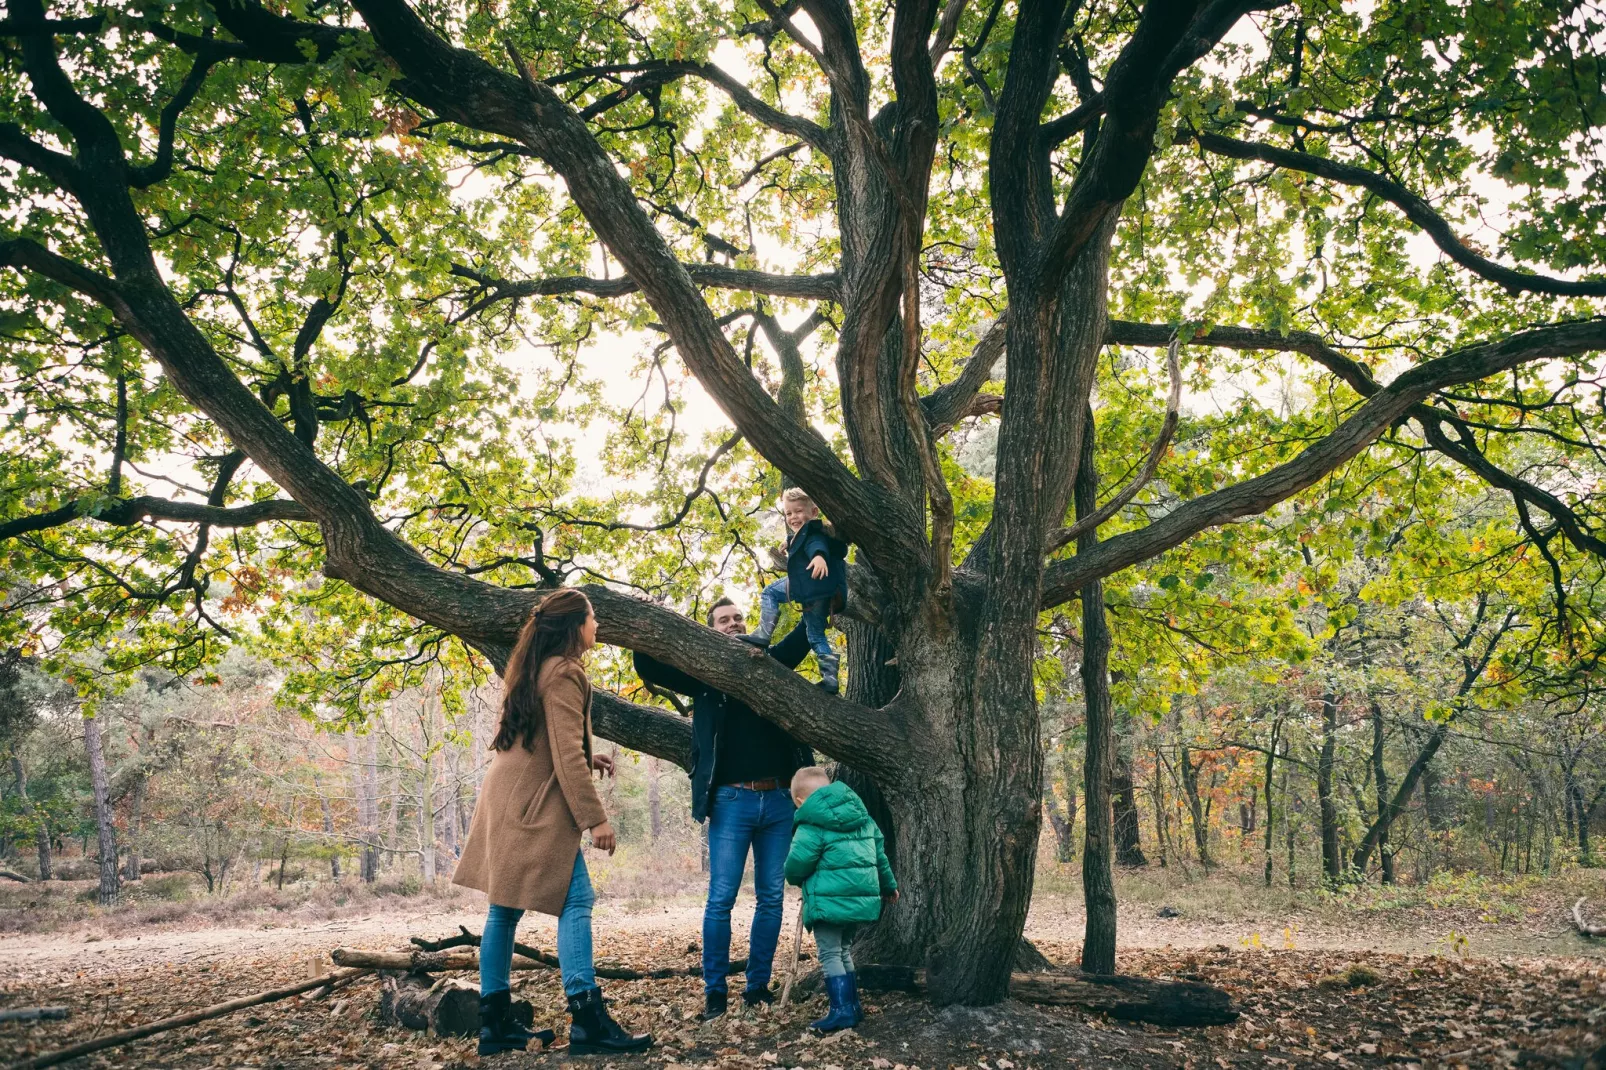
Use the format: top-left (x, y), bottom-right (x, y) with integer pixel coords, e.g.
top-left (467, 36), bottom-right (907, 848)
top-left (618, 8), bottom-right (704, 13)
top-left (452, 656), bottom-right (608, 915)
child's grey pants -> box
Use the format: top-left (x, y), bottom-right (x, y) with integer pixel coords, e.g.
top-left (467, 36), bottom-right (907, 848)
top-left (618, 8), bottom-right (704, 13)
top-left (814, 923), bottom-right (856, 977)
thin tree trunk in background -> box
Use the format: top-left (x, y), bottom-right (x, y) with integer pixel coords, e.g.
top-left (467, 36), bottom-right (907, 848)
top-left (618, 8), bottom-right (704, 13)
top-left (363, 730), bottom-right (381, 883)
top-left (1367, 700), bottom-right (1395, 883)
top-left (1284, 752), bottom-right (1297, 889)
top-left (1113, 756), bottom-right (1147, 867)
top-left (1153, 750), bottom-right (1168, 868)
top-left (1263, 718), bottom-right (1280, 887)
top-left (441, 746), bottom-right (459, 862)
top-left (321, 790), bottom-right (340, 880)
top-left (1077, 420), bottom-right (1118, 977)
top-left (1317, 692), bottom-right (1343, 884)
top-left (123, 775), bottom-right (145, 882)
top-left (647, 757), bottom-right (662, 842)
top-left (83, 713), bottom-right (119, 906)
top-left (12, 756), bottom-right (52, 881)
top-left (1179, 745), bottom-right (1212, 869)
top-left (1044, 778), bottom-right (1074, 864)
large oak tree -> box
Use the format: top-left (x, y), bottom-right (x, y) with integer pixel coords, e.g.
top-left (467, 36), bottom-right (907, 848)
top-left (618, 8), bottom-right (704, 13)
top-left (2, 0), bottom-right (1604, 1003)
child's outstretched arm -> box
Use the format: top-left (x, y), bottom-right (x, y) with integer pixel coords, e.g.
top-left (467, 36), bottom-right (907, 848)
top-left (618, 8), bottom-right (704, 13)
top-left (784, 824), bottom-right (825, 886)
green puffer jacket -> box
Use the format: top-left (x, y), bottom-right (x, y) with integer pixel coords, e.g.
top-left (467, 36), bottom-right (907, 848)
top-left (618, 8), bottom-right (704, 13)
top-left (784, 781), bottom-right (897, 929)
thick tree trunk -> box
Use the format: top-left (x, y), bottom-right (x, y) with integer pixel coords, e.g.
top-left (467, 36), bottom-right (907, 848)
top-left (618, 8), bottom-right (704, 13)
top-left (1317, 692), bottom-right (1343, 884)
top-left (83, 713), bottom-right (118, 907)
top-left (1078, 420), bottom-right (1118, 976)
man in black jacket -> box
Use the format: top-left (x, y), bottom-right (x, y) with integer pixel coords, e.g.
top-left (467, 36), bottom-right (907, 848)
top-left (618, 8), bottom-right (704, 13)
top-left (633, 598), bottom-right (812, 1020)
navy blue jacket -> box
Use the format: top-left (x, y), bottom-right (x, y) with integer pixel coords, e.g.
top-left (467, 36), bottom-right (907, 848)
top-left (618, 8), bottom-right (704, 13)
top-left (633, 624), bottom-right (814, 823)
top-left (786, 518), bottom-right (849, 611)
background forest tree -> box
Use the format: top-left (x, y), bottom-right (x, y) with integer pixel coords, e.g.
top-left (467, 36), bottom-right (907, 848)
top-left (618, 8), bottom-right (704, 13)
top-left (1, 0), bottom-right (1605, 1007)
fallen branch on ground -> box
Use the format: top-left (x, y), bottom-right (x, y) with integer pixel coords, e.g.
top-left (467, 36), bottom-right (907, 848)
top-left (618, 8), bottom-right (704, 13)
top-left (407, 926), bottom-right (770, 979)
top-left (852, 964), bottom-right (1239, 1026)
top-left (1574, 898), bottom-right (1605, 938)
top-left (3, 968), bottom-right (375, 1070)
top-left (0, 869), bottom-right (32, 883)
top-left (0, 1008), bottom-right (68, 1024)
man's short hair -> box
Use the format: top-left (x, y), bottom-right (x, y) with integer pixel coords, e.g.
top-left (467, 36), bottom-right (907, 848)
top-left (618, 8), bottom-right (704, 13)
top-left (791, 765), bottom-right (831, 793)
top-left (707, 596), bottom-right (739, 627)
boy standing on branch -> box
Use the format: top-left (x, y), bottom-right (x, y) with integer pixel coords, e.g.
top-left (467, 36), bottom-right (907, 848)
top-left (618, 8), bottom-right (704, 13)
top-left (634, 600), bottom-right (815, 1020)
top-left (739, 489), bottom-right (849, 694)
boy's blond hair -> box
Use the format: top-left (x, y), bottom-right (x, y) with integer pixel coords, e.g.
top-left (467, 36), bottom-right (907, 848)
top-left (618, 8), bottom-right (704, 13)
top-left (790, 765), bottom-right (831, 801)
top-left (780, 487), bottom-right (819, 512)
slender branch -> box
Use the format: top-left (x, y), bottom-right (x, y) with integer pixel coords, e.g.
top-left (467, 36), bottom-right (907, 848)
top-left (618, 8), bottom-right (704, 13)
top-left (448, 263), bottom-right (841, 309)
top-left (923, 312), bottom-right (1008, 435)
top-left (1040, 318), bottom-right (1606, 606)
top-left (1192, 131), bottom-right (1606, 298)
top-left (128, 46), bottom-right (222, 188)
top-left (1047, 333), bottom-right (1182, 551)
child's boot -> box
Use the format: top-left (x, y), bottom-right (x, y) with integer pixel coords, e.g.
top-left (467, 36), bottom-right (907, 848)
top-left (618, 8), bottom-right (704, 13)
top-left (809, 974), bottom-right (857, 1034)
top-left (817, 652), bottom-right (840, 695)
top-left (844, 972), bottom-right (864, 1027)
top-left (736, 627), bottom-right (772, 649)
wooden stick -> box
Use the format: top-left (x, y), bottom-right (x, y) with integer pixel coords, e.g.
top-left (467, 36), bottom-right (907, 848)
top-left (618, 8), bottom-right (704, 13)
top-left (0, 1009), bottom-right (68, 1024)
top-left (3, 968), bottom-right (374, 1070)
top-left (780, 910), bottom-right (805, 1007)
top-left (332, 948), bottom-right (549, 973)
top-left (1574, 897), bottom-right (1606, 938)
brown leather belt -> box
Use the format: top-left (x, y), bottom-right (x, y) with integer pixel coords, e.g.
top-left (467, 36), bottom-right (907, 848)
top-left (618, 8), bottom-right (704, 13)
top-left (724, 778), bottom-right (781, 791)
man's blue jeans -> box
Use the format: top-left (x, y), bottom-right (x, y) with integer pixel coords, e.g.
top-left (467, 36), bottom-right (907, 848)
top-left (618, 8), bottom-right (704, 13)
top-left (480, 849), bottom-right (595, 997)
top-left (704, 786), bottom-right (793, 996)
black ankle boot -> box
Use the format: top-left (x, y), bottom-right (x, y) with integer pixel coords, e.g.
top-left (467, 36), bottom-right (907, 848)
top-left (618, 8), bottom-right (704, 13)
top-left (566, 986), bottom-right (654, 1055)
top-left (477, 989), bottom-right (529, 1057)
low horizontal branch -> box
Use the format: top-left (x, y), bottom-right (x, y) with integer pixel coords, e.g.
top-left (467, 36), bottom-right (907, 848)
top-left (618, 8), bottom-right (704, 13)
top-left (450, 262), bottom-right (841, 308)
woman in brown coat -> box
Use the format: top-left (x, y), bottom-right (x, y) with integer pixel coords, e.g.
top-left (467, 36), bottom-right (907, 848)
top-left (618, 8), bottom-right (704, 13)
top-left (453, 589), bottom-right (653, 1057)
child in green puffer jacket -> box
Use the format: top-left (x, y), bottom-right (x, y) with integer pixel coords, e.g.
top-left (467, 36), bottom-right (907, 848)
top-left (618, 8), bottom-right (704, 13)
top-left (785, 767), bottom-right (898, 1034)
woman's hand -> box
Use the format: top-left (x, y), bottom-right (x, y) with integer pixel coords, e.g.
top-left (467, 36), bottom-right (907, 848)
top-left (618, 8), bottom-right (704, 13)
top-left (590, 821), bottom-right (616, 854)
top-left (591, 753), bottom-right (615, 778)
top-left (882, 889), bottom-right (899, 905)
top-left (809, 554), bottom-right (830, 580)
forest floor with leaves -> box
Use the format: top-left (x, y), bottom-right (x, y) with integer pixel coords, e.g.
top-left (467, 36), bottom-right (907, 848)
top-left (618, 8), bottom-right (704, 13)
top-left (2, 870), bottom-right (1603, 1070)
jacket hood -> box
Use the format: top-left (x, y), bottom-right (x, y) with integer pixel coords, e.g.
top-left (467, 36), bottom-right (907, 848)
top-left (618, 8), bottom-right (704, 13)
top-left (795, 781), bottom-right (871, 832)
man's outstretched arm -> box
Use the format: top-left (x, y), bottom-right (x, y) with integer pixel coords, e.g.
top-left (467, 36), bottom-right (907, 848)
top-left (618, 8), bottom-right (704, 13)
top-left (633, 650), bottom-right (702, 696)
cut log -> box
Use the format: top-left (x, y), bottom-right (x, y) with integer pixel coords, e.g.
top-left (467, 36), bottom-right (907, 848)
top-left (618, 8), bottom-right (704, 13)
top-left (376, 974), bottom-right (551, 1045)
top-left (3, 968), bottom-right (374, 1070)
top-left (853, 965), bottom-right (1239, 1027)
top-left (0, 1008), bottom-right (68, 1023)
top-left (1574, 898), bottom-right (1605, 937)
top-left (378, 976), bottom-right (479, 1037)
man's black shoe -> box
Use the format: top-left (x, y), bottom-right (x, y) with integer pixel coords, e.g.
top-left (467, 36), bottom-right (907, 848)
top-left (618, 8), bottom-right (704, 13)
top-left (699, 990), bottom-right (728, 1021)
top-left (742, 986), bottom-right (776, 1008)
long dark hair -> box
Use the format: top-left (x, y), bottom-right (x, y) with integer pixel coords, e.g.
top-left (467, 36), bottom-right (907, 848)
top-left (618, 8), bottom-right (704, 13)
top-left (492, 589), bottom-right (592, 752)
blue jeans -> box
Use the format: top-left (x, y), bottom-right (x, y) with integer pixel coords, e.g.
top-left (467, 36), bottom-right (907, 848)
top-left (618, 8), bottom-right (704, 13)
top-left (758, 578), bottom-right (834, 664)
top-left (480, 849), bottom-right (595, 997)
top-left (704, 786), bottom-right (793, 995)
top-left (814, 923), bottom-right (856, 977)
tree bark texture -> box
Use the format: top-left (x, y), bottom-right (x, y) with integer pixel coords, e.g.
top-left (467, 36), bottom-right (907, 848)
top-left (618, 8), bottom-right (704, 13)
top-left (1113, 756), bottom-right (1148, 867)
